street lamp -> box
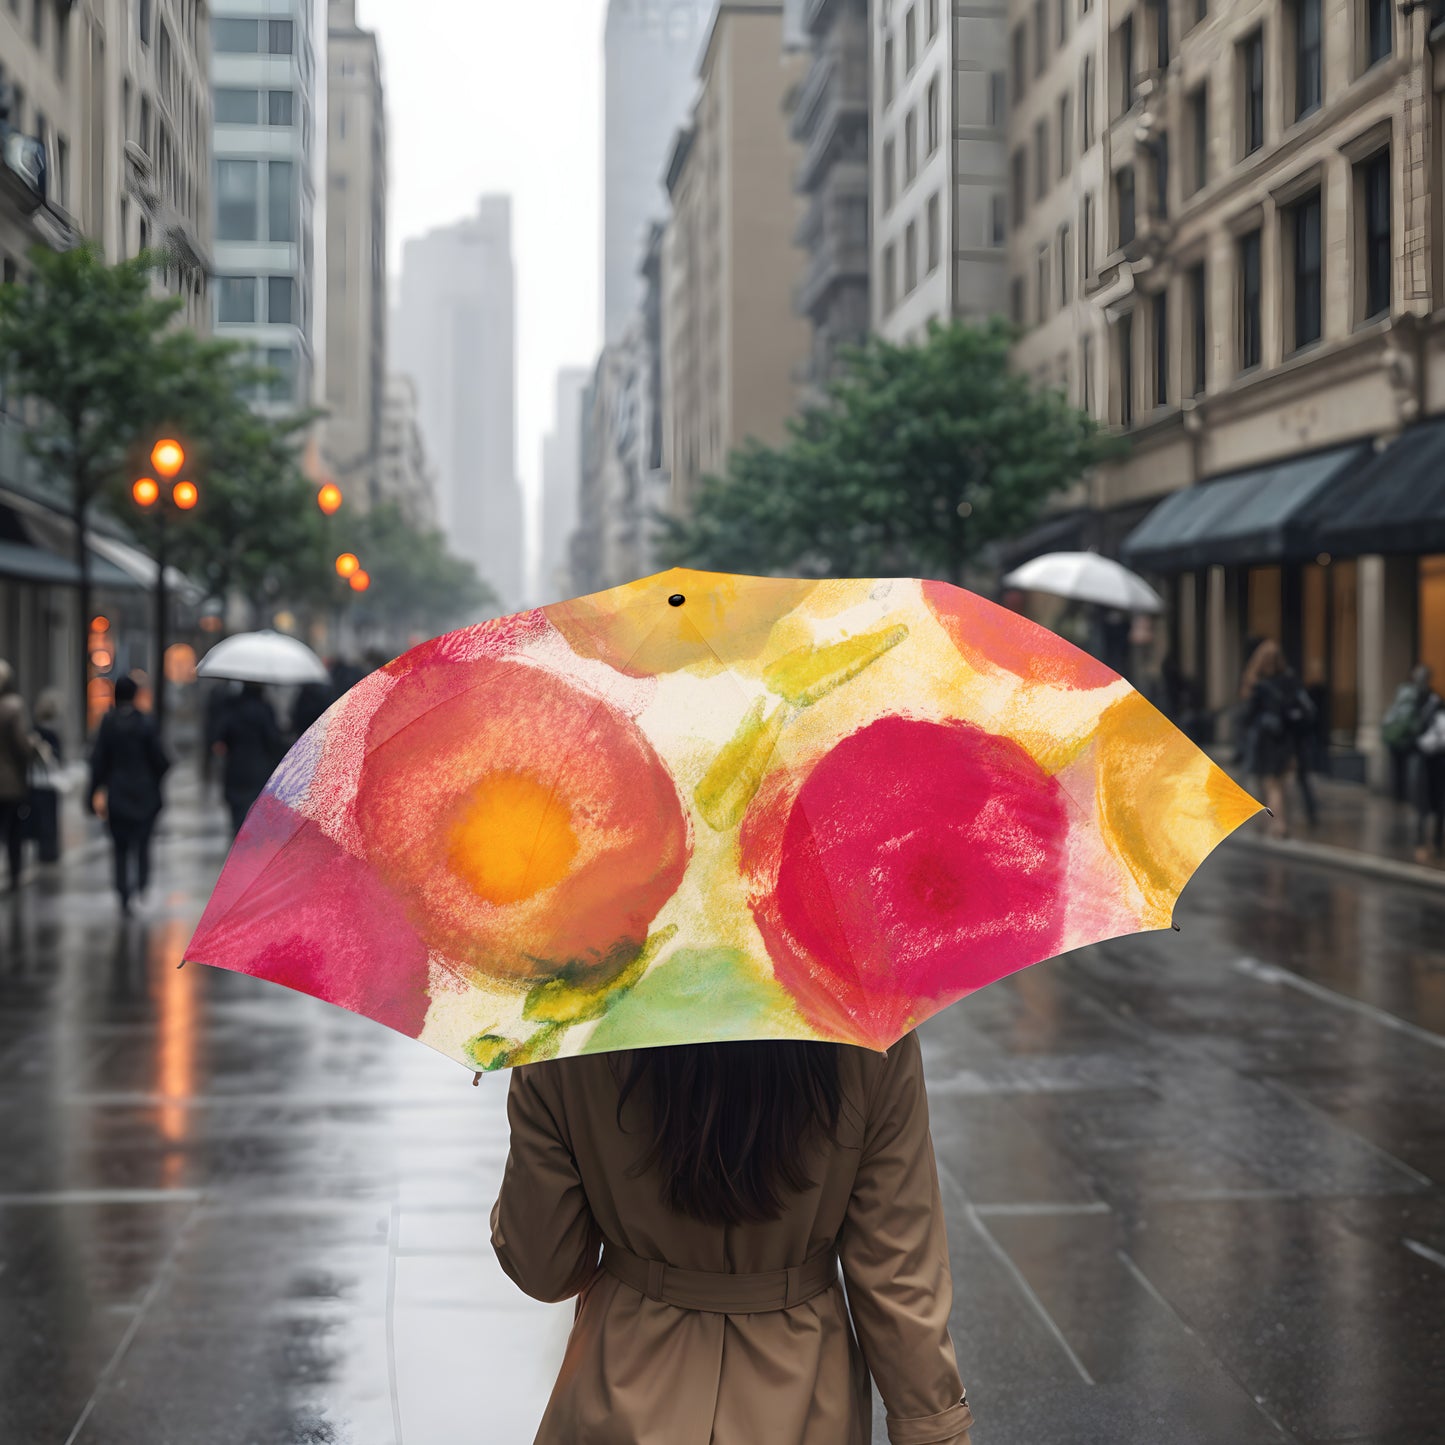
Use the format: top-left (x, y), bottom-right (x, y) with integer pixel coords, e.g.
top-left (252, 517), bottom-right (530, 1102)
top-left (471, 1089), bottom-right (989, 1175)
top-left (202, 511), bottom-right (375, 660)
top-left (335, 552), bottom-right (360, 578)
top-left (349, 568), bottom-right (371, 593)
top-left (133, 441), bottom-right (198, 733)
top-left (318, 483), bottom-right (343, 515)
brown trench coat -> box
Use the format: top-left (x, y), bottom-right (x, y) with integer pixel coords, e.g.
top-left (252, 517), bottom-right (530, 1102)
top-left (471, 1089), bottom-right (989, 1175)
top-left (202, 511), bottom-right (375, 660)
top-left (490, 1030), bottom-right (974, 1445)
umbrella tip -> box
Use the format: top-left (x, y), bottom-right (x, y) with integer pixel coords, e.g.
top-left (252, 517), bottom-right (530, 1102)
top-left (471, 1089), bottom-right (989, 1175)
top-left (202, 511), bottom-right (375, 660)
top-left (1264, 807), bottom-right (1275, 819)
top-left (1171, 921), bottom-right (1181, 933)
top-left (472, 1071), bottom-right (482, 1087)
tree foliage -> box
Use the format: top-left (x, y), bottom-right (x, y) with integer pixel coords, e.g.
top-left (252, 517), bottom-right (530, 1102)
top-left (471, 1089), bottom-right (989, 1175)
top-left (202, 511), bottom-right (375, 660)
top-left (660, 319), bottom-right (1125, 583)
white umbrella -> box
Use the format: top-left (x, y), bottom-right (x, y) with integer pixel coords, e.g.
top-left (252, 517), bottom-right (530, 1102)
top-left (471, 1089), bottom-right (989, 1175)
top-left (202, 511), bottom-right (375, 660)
top-left (1003, 551), bottom-right (1164, 614)
top-left (196, 630), bottom-right (330, 686)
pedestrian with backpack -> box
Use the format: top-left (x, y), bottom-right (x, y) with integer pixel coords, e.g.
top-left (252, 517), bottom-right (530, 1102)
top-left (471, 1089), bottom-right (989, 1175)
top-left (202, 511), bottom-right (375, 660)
top-left (1381, 665), bottom-right (1437, 803)
top-left (1412, 686), bottom-right (1445, 863)
top-left (1241, 640), bottom-right (1310, 840)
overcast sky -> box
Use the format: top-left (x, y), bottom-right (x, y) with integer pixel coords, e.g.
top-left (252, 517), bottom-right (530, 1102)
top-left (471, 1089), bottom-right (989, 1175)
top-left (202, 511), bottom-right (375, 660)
top-left (361, 0), bottom-right (607, 522)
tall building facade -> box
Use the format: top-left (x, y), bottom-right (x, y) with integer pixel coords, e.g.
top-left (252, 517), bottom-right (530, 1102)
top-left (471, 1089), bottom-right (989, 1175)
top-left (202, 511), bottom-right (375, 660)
top-left (603, 0), bottom-right (714, 343)
top-left (377, 374), bottom-right (437, 530)
top-left (211, 0), bottom-right (319, 408)
top-left (1006, 0), bottom-right (1445, 783)
top-left (662, 1), bottom-right (810, 512)
top-left (324, 0), bottom-right (386, 502)
top-left (394, 196), bottom-right (524, 607)
top-left (539, 366), bottom-right (591, 600)
top-left (870, 0), bottom-right (1008, 341)
top-left (791, 0), bottom-right (871, 391)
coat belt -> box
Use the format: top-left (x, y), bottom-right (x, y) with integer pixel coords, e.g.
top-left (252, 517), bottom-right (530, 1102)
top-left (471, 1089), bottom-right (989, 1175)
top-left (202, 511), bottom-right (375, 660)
top-left (600, 1239), bottom-right (838, 1314)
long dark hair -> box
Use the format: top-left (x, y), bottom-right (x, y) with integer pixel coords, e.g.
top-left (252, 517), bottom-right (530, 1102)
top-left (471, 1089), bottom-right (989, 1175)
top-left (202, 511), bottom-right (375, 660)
top-left (615, 1041), bottom-right (842, 1226)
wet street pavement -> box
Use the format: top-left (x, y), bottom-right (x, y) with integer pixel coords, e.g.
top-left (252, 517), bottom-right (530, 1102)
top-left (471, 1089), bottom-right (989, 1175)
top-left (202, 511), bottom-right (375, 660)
top-left (1, 769), bottom-right (1442, 1444)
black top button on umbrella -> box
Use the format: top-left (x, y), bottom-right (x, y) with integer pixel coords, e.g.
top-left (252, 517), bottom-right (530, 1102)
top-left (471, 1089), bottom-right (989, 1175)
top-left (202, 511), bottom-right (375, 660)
top-left (668, 594), bottom-right (686, 607)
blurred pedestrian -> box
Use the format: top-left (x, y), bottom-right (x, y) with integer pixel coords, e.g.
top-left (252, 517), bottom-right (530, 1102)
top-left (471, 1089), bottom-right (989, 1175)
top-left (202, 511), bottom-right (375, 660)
top-left (1381, 664), bottom-right (1438, 803)
top-left (1241, 641), bottom-right (1313, 840)
top-left (287, 678), bottom-right (334, 743)
top-left (1412, 691), bottom-right (1445, 863)
top-left (88, 676), bottom-right (170, 916)
top-left (493, 1034), bottom-right (973, 1444)
top-left (27, 689), bottom-right (65, 864)
top-left (215, 681), bottom-right (282, 836)
top-left (0, 660), bottom-right (37, 890)
top-left (201, 680), bottom-right (237, 799)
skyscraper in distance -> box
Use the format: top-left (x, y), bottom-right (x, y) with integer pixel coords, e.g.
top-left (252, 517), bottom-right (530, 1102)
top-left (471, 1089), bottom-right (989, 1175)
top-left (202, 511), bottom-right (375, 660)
top-left (603, 0), bottom-right (715, 343)
top-left (538, 367), bottom-right (592, 601)
top-left (394, 196), bottom-right (523, 607)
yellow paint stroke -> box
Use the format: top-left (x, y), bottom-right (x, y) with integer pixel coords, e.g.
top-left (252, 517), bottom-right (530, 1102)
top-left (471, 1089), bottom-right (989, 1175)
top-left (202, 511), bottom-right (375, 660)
top-left (523, 925), bottom-right (680, 1025)
top-left (446, 770), bottom-right (577, 905)
top-left (693, 700), bottom-right (789, 831)
top-left (763, 624), bottom-right (909, 708)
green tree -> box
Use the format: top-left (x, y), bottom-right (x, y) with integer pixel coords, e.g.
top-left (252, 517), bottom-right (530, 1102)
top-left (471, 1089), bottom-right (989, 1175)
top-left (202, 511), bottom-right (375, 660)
top-left (0, 244), bottom-right (192, 722)
top-left (661, 318), bottom-right (1124, 583)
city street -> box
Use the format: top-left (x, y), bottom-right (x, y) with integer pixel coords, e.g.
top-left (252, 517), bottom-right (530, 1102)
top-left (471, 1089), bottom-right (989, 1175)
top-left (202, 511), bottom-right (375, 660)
top-left (1, 770), bottom-right (1442, 1445)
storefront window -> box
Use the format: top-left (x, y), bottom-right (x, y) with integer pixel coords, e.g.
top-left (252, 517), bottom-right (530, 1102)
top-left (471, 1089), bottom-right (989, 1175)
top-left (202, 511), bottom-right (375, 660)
top-left (1247, 565), bottom-right (1281, 646)
top-left (1301, 562), bottom-right (1328, 688)
top-left (1419, 555), bottom-right (1445, 687)
top-left (1331, 559), bottom-right (1358, 740)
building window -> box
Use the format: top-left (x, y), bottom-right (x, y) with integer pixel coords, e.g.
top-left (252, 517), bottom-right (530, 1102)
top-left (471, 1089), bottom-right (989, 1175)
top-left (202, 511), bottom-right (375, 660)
top-left (1195, 0), bottom-right (1208, 22)
top-left (268, 160), bottom-right (295, 243)
top-left (989, 71), bottom-right (1007, 125)
top-left (213, 17), bottom-right (256, 51)
top-left (1082, 332), bottom-right (1095, 413)
top-left (1367, 0), bottom-right (1393, 65)
top-left (268, 90), bottom-right (295, 126)
top-left (1153, 131), bottom-right (1169, 217)
top-left (1011, 147), bottom-right (1027, 226)
top-left (215, 88), bottom-right (258, 125)
top-left (906, 6), bottom-right (918, 71)
top-left (927, 193), bottom-right (941, 273)
top-left (1289, 190), bottom-right (1323, 349)
top-left (1152, 289), bottom-right (1169, 407)
top-left (1082, 54), bottom-right (1096, 146)
top-left (265, 346), bottom-right (296, 403)
top-left (1082, 191), bottom-right (1094, 273)
top-left (216, 159), bottom-right (259, 241)
top-left (1037, 242), bottom-right (1050, 321)
top-left (1239, 227), bottom-right (1262, 370)
top-left (1058, 0), bottom-right (1069, 44)
top-left (991, 192), bottom-right (1007, 245)
top-left (216, 275), bottom-right (256, 324)
top-left (885, 37), bottom-right (896, 106)
top-left (268, 275), bottom-right (296, 325)
top-left (1188, 85), bottom-right (1208, 193)
top-left (905, 221), bottom-right (919, 293)
top-left (1118, 316), bottom-right (1134, 427)
top-left (1240, 30), bottom-right (1265, 155)
top-left (1360, 149), bottom-right (1391, 319)
top-left (883, 243), bottom-right (897, 313)
top-left (1152, 0), bottom-right (1169, 68)
top-left (1118, 16), bottom-right (1136, 112)
top-left (927, 78), bottom-right (940, 154)
top-left (905, 110), bottom-right (918, 184)
top-left (1294, 0), bottom-right (1322, 120)
top-left (1034, 119), bottom-right (1048, 199)
top-left (1034, 0), bottom-right (1048, 74)
top-left (268, 19), bottom-right (294, 54)
top-left (1058, 91), bottom-right (1072, 177)
top-left (1059, 221), bottom-right (1073, 303)
top-left (56, 135), bottom-right (67, 207)
top-left (1011, 276), bottom-right (1025, 323)
top-left (928, 0), bottom-right (939, 39)
top-left (1011, 26), bottom-right (1026, 102)
top-left (1189, 261), bottom-right (1207, 395)
top-left (1115, 165), bottom-right (1136, 247)
top-left (30, 0), bottom-right (43, 50)
top-left (883, 139), bottom-right (896, 210)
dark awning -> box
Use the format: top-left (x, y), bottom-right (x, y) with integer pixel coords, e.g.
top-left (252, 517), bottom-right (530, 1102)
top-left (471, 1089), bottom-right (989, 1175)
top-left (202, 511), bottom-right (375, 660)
top-left (992, 507), bottom-right (1090, 571)
top-left (1315, 416), bottom-right (1445, 556)
top-left (1121, 443), bottom-right (1368, 572)
top-left (0, 498), bottom-right (141, 589)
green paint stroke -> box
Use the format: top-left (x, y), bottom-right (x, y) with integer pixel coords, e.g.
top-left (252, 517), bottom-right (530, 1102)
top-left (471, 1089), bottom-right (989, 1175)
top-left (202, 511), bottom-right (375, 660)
top-left (693, 699), bottom-right (788, 831)
top-left (763, 624), bottom-right (908, 708)
top-left (523, 925), bottom-right (679, 1025)
top-left (463, 1032), bottom-right (514, 1072)
top-left (582, 947), bottom-right (804, 1055)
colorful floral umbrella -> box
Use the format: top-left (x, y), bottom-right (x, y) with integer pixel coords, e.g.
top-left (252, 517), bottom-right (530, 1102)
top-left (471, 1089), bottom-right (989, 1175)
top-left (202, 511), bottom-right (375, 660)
top-left (186, 568), bottom-right (1260, 1070)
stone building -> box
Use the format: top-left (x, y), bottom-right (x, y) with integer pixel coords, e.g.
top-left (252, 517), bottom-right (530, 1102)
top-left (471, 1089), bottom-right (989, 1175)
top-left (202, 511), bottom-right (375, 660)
top-left (1007, 0), bottom-right (1445, 781)
top-left (870, 0), bottom-right (1009, 340)
top-left (661, 0), bottom-right (810, 512)
top-left (376, 374), bottom-right (437, 531)
top-left (791, 0), bottom-right (871, 391)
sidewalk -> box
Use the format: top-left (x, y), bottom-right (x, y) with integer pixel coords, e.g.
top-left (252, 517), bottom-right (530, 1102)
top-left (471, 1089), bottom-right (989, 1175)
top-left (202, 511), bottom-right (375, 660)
top-left (1220, 758), bottom-right (1445, 890)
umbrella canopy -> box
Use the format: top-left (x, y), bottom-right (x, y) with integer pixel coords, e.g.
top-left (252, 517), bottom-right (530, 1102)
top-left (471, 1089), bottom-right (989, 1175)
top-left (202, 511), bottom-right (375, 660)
top-left (186, 568), bottom-right (1257, 1070)
top-left (1003, 551), bottom-right (1164, 613)
top-left (197, 630), bottom-right (330, 686)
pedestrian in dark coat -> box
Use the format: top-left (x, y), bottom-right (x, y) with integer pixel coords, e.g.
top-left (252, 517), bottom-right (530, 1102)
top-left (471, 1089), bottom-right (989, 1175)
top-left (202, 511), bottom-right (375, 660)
top-left (28, 689), bottom-right (65, 864)
top-left (88, 676), bottom-right (170, 914)
top-left (0, 660), bottom-right (37, 888)
top-left (287, 679), bottom-right (334, 743)
top-left (215, 681), bottom-right (282, 836)
top-left (1242, 640), bottom-right (1310, 840)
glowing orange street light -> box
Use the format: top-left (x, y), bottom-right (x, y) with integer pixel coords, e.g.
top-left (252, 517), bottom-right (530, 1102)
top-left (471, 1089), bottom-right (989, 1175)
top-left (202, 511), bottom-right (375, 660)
top-left (349, 569), bottom-right (371, 592)
top-left (173, 480), bottom-right (199, 510)
top-left (317, 483), bottom-right (343, 515)
top-left (151, 438), bottom-right (185, 478)
top-left (133, 476), bottom-right (160, 507)
top-left (335, 552), bottom-right (360, 578)
top-left (91, 616), bottom-right (110, 634)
